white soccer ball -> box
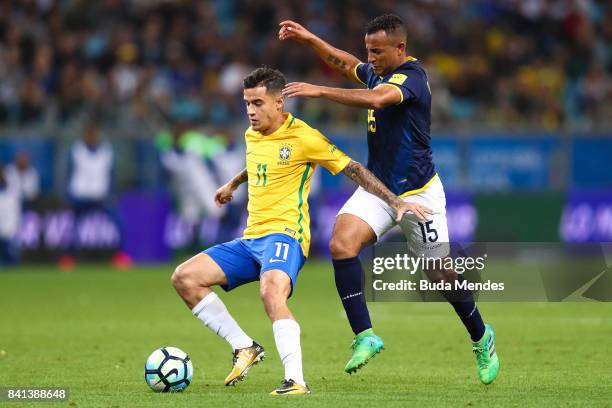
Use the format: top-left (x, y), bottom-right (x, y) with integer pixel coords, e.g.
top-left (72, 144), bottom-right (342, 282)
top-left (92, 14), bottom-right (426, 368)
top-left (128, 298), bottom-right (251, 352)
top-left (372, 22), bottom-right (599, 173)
top-left (144, 346), bottom-right (193, 392)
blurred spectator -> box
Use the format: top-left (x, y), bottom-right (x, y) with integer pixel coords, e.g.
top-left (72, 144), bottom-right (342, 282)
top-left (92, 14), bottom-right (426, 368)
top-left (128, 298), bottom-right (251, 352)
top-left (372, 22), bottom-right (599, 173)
top-left (212, 130), bottom-right (247, 243)
top-left (0, 0), bottom-right (609, 132)
top-left (157, 121), bottom-right (225, 225)
top-left (60, 122), bottom-right (131, 269)
top-left (581, 62), bottom-right (612, 125)
top-left (5, 151), bottom-right (40, 206)
top-left (0, 163), bottom-right (21, 266)
top-left (67, 122), bottom-right (114, 205)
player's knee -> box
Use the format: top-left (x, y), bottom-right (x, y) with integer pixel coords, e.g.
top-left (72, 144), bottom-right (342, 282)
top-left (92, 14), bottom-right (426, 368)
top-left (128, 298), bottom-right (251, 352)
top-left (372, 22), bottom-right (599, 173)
top-left (259, 271), bottom-right (290, 303)
top-left (171, 265), bottom-right (187, 289)
top-left (172, 262), bottom-right (198, 290)
top-left (329, 234), bottom-right (360, 259)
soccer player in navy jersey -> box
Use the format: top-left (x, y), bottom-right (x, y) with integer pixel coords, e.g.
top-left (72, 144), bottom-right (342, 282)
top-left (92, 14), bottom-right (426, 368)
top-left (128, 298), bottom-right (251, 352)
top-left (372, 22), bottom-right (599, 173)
top-left (279, 14), bottom-right (499, 384)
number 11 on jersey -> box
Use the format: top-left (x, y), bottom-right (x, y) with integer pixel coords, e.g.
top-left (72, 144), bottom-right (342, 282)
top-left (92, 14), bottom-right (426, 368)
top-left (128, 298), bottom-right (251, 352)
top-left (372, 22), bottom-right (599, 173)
top-left (273, 242), bottom-right (289, 261)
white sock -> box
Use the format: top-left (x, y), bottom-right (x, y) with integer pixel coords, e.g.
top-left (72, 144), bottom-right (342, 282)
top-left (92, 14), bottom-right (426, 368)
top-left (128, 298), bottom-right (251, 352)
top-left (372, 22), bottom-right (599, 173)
top-left (272, 319), bottom-right (305, 386)
top-left (192, 292), bottom-right (253, 350)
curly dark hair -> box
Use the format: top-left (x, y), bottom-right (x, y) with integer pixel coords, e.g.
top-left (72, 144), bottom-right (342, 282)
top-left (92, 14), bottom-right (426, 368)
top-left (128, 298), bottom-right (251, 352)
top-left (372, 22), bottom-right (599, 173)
top-left (365, 14), bottom-right (407, 40)
top-left (243, 66), bottom-right (286, 93)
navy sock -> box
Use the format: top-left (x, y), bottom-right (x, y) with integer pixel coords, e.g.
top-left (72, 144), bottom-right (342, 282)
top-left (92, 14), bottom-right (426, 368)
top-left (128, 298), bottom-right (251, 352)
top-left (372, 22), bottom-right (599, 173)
top-left (333, 256), bottom-right (372, 335)
top-left (440, 275), bottom-right (486, 342)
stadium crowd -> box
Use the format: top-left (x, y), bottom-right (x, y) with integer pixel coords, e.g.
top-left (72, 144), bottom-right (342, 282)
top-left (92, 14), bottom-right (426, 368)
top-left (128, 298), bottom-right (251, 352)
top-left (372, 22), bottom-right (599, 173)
top-left (0, 0), bottom-right (611, 134)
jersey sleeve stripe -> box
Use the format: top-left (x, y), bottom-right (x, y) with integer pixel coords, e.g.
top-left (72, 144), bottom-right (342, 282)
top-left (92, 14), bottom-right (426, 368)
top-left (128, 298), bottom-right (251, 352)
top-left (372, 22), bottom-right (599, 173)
top-left (353, 63), bottom-right (366, 86)
top-left (296, 162), bottom-right (312, 243)
top-left (287, 117), bottom-right (296, 128)
top-left (379, 83), bottom-right (404, 104)
top-left (399, 173), bottom-right (438, 198)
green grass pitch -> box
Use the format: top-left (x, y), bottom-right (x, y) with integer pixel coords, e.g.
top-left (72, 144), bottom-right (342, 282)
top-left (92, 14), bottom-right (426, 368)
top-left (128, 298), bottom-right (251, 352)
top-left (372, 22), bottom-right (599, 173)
top-left (1, 261), bottom-right (611, 407)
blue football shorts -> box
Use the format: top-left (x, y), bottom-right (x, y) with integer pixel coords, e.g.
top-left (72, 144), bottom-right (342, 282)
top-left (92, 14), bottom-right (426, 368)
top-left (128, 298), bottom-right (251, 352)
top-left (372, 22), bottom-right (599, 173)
top-left (203, 233), bottom-right (306, 295)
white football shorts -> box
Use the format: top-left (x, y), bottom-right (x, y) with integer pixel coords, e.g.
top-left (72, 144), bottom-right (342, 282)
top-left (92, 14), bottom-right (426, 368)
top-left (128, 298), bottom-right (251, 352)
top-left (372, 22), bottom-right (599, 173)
top-left (337, 174), bottom-right (450, 258)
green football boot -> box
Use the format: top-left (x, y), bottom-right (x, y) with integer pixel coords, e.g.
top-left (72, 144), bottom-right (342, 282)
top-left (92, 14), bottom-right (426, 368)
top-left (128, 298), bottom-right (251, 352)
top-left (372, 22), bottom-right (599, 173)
top-left (344, 329), bottom-right (384, 374)
top-left (472, 324), bottom-right (500, 385)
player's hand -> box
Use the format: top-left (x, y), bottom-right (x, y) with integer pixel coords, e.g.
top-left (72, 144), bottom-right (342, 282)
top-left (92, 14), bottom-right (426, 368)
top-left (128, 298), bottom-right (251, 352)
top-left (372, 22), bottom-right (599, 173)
top-left (282, 82), bottom-right (323, 98)
top-left (214, 183), bottom-right (235, 208)
top-left (392, 200), bottom-right (433, 222)
top-left (278, 20), bottom-right (314, 43)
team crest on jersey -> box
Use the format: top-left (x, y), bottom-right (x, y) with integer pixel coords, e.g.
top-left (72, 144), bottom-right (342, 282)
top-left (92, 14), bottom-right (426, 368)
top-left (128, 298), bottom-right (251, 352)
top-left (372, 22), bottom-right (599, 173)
top-left (278, 144), bottom-right (292, 165)
top-left (280, 146), bottom-right (291, 160)
top-left (389, 73), bottom-right (407, 85)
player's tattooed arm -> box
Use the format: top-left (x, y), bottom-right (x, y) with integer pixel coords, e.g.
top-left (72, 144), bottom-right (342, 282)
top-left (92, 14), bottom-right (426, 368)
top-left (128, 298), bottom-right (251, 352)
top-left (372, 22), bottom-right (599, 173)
top-left (322, 50), bottom-right (361, 81)
top-left (214, 168), bottom-right (247, 207)
top-left (341, 160), bottom-right (433, 222)
top-left (229, 168), bottom-right (248, 189)
top-left (278, 20), bottom-right (362, 83)
top-left (283, 82), bottom-right (401, 109)
top-left (341, 160), bottom-right (399, 207)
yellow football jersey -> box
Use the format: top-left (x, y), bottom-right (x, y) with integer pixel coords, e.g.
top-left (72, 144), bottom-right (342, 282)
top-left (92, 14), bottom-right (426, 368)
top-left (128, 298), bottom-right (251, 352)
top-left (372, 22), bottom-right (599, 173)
top-left (242, 113), bottom-right (351, 257)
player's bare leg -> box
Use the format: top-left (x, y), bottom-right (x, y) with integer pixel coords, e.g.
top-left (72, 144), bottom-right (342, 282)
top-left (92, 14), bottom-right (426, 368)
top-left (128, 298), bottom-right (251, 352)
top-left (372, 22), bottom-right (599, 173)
top-left (171, 253), bottom-right (264, 386)
top-left (172, 253), bottom-right (226, 308)
top-left (260, 269), bottom-right (295, 322)
top-left (329, 214), bottom-right (377, 259)
top-left (260, 269), bottom-right (310, 395)
top-left (330, 214), bottom-right (384, 373)
top-left (424, 265), bottom-right (499, 384)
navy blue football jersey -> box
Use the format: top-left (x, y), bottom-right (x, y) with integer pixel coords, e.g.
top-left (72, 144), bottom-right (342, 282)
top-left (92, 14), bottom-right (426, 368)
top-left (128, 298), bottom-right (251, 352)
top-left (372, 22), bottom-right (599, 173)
top-left (354, 57), bottom-right (437, 196)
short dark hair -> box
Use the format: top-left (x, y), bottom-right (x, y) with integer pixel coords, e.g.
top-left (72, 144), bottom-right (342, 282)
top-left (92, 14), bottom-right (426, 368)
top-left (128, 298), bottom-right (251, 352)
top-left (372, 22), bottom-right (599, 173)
top-left (366, 14), bottom-right (406, 40)
top-left (243, 67), bottom-right (286, 94)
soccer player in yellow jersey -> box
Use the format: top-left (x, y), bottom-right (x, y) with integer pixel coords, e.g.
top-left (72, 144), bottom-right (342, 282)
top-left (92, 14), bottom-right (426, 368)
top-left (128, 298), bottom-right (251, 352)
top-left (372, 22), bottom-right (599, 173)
top-left (171, 67), bottom-right (431, 395)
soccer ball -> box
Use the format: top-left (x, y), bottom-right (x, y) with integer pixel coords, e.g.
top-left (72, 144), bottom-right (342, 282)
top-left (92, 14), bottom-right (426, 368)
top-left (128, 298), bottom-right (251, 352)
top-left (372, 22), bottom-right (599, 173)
top-left (144, 346), bottom-right (193, 392)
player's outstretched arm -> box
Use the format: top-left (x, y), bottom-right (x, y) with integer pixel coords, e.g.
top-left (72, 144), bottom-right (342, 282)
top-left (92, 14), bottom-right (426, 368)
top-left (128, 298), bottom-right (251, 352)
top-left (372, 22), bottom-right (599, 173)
top-left (214, 168), bottom-right (247, 207)
top-left (283, 82), bottom-right (401, 110)
top-left (278, 20), bottom-right (362, 83)
top-left (341, 160), bottom-right (432, 222)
